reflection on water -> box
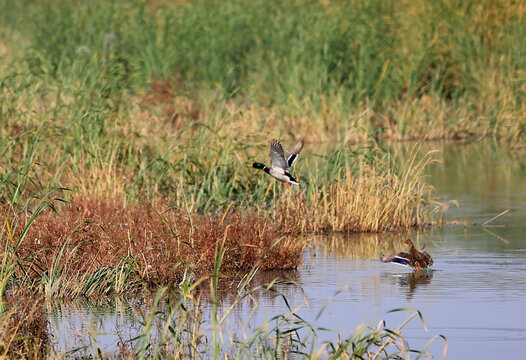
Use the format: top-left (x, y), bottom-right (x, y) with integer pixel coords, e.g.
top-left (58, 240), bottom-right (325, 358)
top-left (48, 141), bottom-right (526, 358)
top-left (48, 297), bottom-right (149, 357)
top-left (311, 232), bottom-right (438, 301)
top-left (312, 232), bottom-right (413, 260)
top-left (382, 269), bottom-right (434, 301)
top-left (394, 140), bottom-right (526, 224)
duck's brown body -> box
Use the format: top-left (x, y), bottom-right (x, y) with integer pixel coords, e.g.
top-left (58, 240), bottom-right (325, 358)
top-left (381, 239), bottom-right (433, 270)
top-left (405, 239), bottom-right (433, 269)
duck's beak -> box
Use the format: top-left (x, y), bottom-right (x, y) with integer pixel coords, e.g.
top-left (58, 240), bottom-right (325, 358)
top-left (247, 164), bottom-right (253, 168)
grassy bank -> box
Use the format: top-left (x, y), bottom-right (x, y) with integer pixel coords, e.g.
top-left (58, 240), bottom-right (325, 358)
top-left (0, 143), bottom-right (438, 298)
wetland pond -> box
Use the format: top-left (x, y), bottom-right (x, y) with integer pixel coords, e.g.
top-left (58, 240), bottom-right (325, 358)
top-left (50, 141), bottom-right (526, 358)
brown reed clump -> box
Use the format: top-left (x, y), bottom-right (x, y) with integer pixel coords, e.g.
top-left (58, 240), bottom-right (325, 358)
top-left (10, 197), bottom-right (303, 288)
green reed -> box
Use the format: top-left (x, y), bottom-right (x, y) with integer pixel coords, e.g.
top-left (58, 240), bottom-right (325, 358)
top-left (0, 0), bottom-right (524, 212)
top-left (1, 0), bottom-right (525, 142)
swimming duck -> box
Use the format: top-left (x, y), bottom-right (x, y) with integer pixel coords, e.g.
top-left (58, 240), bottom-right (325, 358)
top-left (249, 139), bottom-right (304, 186)
top-left (381, 239), bottom-right (434, 270)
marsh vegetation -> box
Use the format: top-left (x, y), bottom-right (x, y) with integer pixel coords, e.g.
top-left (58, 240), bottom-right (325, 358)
top-left (0, 0), bottom-right (524, 357)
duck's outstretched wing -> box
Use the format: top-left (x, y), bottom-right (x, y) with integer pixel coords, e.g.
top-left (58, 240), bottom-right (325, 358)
top-left (390, 255), bottom-right (411, 267)
top-left (269, 140), bottom-right (289, 171)
top-left (381, 253), bottom-right (411, 267)
top-left (287, 139), bottom-right (304, 168)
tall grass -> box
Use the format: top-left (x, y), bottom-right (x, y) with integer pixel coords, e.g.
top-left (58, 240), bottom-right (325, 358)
top-left (0, 0), bottom-right (524, 212)
top-left (0, 135), bottom-right (442, 298)
top-left (277, 146), bottom-right (442, 233)
top-left (0, 0), bottom-right (523, 217)
top-left (1, 0), bottom-right (524, 142)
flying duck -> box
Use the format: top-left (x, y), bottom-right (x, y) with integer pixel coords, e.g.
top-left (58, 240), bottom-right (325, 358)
top-left (249, 139), bottom-right (304, 186)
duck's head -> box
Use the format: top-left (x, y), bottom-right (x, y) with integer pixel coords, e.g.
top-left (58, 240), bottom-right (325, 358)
top-left (404, 239), bottom-right (414, 246)
top-left (248, 162), bottom-right (265, 169)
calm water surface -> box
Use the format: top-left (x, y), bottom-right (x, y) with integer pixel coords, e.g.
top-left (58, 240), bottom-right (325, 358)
top-left (50, 141), bottom-right (526, 358)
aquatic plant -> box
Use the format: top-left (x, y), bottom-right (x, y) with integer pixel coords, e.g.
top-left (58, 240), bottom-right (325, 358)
top-left (39, 234), bottom-right (447, 359)
top-left (0, 290), bottom-right (51, 359)
top-left (53, 280), bottom-right (448, 359)
top-left (0, 285), bottom-right (448, 359)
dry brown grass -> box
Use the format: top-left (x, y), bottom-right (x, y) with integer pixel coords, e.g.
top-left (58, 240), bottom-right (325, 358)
top-left (276, 150), bottom-right (438, 233)
top-left (7, 198), bottom-right (304, 289)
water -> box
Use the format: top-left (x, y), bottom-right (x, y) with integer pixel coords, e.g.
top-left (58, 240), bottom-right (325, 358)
top-left (303, 230), bottom-right (526, 358)
top-left (49, 141), bottom-right (526, 358)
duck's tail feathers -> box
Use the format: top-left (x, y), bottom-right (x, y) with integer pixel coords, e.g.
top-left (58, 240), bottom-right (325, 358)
top-left (284, 171), bottom-right (299, 185)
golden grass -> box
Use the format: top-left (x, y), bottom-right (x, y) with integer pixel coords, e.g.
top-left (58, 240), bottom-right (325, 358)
top-left (0, 67), bottom-right (522, 215)
top-left (276, 149), bottom-right (439, 233)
